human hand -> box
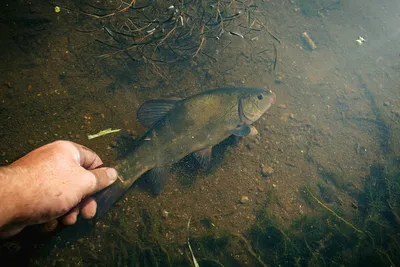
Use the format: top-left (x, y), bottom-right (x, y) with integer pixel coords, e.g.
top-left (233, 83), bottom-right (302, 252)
top-left (0, 140), bottom-right (118, 238)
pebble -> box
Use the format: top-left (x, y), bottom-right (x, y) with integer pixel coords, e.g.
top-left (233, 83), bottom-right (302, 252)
top-left (278, 104), bottom-right (287, 109)
top-left (391, 108), bottom-right (400, 117)
top-left (240, 196), bottom-right (249, 204)
top-left (261, 166), bottom-right (274, 177)
top-left (162, 210), bottom-right (169, 218)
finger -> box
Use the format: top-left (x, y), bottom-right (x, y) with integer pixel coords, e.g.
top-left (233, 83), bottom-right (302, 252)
top-left (61, 206), bottom-right (80, 225)
top-left (0, 226), bottom-right (24, 239)
top-left (71, 142), bottom-right (103, 169)
top-left (39, 220), bottom-right (59, 232)
top-left (80, 197), bottom-right (97, 219)
top-left (81, 167), bottom-right (118, 197)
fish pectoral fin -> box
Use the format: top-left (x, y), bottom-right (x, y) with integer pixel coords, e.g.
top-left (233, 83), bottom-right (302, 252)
top-left (136, 99), bottom-right (180, 128)
top-left (193, 147), bottom-right (212, 169)
top-left (144, 166), bottom-right (170, 195)
top-left (230, 124), bottom-right (252, 137)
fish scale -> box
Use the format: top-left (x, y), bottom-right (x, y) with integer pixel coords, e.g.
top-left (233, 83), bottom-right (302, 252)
top-left (94, 87), bottom-right (276, 218)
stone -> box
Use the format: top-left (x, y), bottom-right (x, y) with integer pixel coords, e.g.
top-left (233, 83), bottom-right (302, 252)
top-left (261, 166), bottom-right (274, 177)
top-left (278, 104), bottom-right (287, 109)
top-left (162, 210), bottom-right (169, 218)
top-left (240, 196), bottom-right (249, 204)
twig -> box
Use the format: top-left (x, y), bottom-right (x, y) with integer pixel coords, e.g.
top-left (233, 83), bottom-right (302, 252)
top-left (376, 248), bottom-right (395, 267)
top-left (306, 186), bottom-right (362, 233)
top-left (151, 23), bottom-right (177, 60)
top-left (230, 232), bottom-right (268, 267)
top-left (272, 43), bottom-right (277, 71)
top-left (193, 24), bottom-right (205, 57)
top-left (256, 18), bottom-right (281, 44)
top-left (187, 218), bottom-right (200, 267)
top-left (82, 0), bottom-right (136, 19)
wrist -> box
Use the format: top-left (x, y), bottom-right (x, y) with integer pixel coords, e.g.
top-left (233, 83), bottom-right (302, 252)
top-left (0, 166), bottom-right (26, 229)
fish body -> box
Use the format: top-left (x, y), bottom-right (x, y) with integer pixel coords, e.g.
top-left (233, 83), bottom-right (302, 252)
top-left (95, 87), bottom-right (276, 217)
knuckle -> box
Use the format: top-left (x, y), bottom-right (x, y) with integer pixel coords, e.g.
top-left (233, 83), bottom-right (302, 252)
top-left (51, 140), bottom-right (70, 147)
top-left (50, 140), bottom-right (73, 152)
top-left (91, 176), bottom-right (99, 191)
top-left (58, 202), bottom-right (71, 216)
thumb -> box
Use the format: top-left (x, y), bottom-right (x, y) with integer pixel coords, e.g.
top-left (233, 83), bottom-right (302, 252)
top-left (84, 167), bottom-right (118, 197)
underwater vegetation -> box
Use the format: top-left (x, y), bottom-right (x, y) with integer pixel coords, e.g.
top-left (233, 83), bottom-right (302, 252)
top-left (80, 163), bottom-right (400, 267)
top-left (3, 163), bottom-right (399, 267)
top-left (75, 0), bottom-right (262, 64)
top-left (248, 163), bottom-right (400, 267)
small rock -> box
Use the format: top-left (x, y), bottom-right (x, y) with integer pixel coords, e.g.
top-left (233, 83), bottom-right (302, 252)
top-left (162, 210), bottom-right (169, 218)
top-left (272, 184), bottom-right (277, 188)
top-left (278, 104), bottom-right (287, 109)
top-left (240, 196), bottom-right (249, 204)
top-left (28, 139), bottom-right (35, 145)
top-left (391, 108), bottom-right (400, 118)
top-left (261, 166), bottom-right (274, 177)
top-left (383, 101), bottom-right (390, 107)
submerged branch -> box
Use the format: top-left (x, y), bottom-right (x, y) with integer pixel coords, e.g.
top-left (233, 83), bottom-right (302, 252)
top-left (306, 186), bottom-right (362, 233)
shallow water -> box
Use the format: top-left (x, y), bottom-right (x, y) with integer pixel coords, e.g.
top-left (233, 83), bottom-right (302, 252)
top-left (1, 0), bottom-right (400, 266)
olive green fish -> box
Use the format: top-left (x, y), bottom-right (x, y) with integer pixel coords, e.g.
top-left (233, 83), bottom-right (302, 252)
top-left (95, 87), bottom-right (276, 217)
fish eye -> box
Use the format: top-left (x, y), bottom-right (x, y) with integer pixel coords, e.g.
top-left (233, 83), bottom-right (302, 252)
top-left (257, 94), bottom-right (263, 100)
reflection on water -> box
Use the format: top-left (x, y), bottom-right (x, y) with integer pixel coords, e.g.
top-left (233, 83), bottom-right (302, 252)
top-left (1, 0), bottom-right (400, 266)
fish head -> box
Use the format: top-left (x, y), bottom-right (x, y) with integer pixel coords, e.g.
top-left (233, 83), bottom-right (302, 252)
top-left (238, 89), bottom-right (276, 124)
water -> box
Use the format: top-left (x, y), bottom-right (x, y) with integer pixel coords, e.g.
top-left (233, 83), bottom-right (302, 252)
top-left (0, 0), bottom-right (399, 266)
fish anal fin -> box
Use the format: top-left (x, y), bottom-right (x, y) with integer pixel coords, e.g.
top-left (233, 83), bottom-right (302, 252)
top-left (136, 99), bottom-right (180, 128)
top-left (144, 166), bottom-right (170, 195)
top-left (94, 182), bottom-right (129, 218)
top-left (193, 147), bottom-right (212, 169)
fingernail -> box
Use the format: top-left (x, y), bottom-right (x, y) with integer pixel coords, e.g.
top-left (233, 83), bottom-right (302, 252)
top-left (106, 168), bottom-right (118, 182)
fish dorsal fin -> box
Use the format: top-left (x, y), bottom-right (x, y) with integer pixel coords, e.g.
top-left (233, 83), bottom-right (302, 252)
top-left (136, 99), bottom-right (180, 128)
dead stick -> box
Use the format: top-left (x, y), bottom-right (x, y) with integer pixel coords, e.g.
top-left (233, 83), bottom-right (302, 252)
top-left (82, 0), bottom-right (136, 19)
top-left (306, 186), bottom-right (362, 233)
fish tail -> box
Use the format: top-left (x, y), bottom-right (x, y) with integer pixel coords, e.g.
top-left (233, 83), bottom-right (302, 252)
top-left (94, 183), bottom-right (129, 218)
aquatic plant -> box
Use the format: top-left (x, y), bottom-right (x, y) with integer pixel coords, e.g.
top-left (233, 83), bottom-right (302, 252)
top-left (70, 0), bottom-right (273, 66)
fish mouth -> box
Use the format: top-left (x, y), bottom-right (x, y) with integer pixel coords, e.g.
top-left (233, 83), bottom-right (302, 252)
top-left (238, 97), bottom-right (255, 125)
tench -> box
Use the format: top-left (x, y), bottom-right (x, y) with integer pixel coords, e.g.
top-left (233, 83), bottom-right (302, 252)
top-left (95, 87), bottom-right (276, 217)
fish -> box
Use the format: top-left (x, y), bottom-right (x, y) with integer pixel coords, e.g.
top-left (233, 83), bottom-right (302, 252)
top-left (95, 87), bottom-right (276, 217)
